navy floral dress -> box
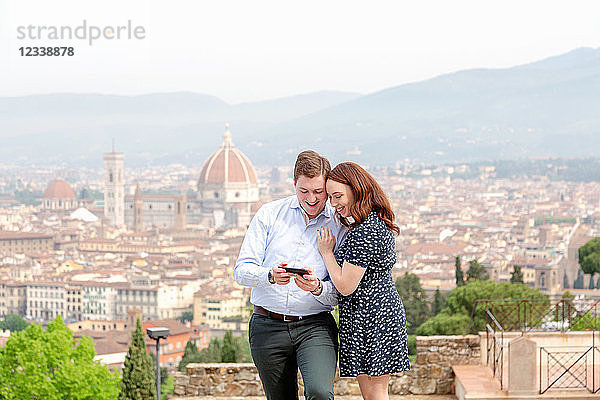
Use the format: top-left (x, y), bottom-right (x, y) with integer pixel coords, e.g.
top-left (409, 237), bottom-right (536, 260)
top-left (335, 211), bottom-right (410, 377)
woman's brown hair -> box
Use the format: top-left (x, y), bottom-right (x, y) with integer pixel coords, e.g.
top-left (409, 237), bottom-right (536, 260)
top-left (328, 162), bottom-right (400, 234)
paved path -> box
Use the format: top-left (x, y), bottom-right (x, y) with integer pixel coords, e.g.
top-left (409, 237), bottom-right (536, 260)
top-left (172, 396), bottom-right (457, 400)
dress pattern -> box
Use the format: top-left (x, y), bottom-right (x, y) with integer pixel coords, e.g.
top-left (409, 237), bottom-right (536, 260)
top-left (335, 211), bottom-right (410, 377)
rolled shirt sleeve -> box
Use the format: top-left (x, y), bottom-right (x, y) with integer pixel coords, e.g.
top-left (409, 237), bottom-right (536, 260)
top-left (234, 207), bottom-right (272, 288)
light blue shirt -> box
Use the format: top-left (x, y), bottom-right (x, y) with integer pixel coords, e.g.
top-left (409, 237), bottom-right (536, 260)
top-left (234, 195), bottom-right (348, 316)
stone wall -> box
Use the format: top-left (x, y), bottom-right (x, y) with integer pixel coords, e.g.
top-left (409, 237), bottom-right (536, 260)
top-left (171, 335), bottom-right (480, 397)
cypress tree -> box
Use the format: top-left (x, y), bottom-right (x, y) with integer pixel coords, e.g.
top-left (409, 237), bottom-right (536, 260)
top-left (395, 273), bottom-right (430, 334)
top-left (432, 288), bottom-right (443, 315)
top-left (455, 256), bottom-right (464, 286)
top-left (119, 317), bottom-right (156, 400)
top-left (574, 269), bottom-right (584, 289)
top-left (563, 272), bottom-right (570, 289)
top-left (221, 330), bottom-right (238, 362)
top-left (198, 338), bottom-right (223, 362)
top-left (178, 340), bottom-right (200, 371)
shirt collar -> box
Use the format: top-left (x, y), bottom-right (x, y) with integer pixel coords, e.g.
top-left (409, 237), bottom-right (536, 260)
top-left (289, 195), bottom-right (332, 220)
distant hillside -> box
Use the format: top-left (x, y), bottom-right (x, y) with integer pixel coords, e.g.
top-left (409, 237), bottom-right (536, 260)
top-left (0, 47), bottom-right (599, 166)
top-left (249, 47), bottom-right (600, 165)
top-left (0, 91), bottom-right (360, 166)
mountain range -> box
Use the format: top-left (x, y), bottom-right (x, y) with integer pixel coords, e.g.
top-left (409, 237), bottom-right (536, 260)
top-left (1, 47), bottom-right (599, 167)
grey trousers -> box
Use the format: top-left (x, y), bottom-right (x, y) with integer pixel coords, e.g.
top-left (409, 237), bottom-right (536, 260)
top-left (249, 312), bottom-right (338, 400)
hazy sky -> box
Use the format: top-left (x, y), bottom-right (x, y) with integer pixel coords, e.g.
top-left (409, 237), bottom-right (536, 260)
top-left (1, 0), bottom-right (599, 103)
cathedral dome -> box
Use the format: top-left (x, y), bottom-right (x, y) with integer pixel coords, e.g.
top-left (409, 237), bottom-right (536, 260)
top-left (44, 179), bottom-right (76, 199)
top-left (198, 124), bottom-right (257, 185)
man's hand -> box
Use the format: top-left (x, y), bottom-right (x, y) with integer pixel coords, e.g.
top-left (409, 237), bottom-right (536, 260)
top-left (271, 262), bottom-right (292, 285)
top-left (294, 267), bottom-right (320, 293)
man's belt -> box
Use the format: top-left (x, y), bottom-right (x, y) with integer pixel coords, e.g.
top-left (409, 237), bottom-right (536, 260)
top-left (254, 305), bottom-right (323, 322)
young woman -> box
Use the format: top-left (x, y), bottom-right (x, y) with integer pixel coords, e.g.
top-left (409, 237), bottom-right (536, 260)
top-left (317, 162), bottom-right (410, 400)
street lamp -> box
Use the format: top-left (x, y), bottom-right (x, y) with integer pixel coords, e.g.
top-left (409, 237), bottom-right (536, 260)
top-left (146, 327), bottom-right (170, 400)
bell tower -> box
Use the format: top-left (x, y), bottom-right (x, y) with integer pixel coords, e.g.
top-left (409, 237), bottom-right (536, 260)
top-left (133, 183), bottom-right (144, 231)
top-left (174, 195), bottom-right (187, 230)
top-left (103, 146), bottom-right (125, 226)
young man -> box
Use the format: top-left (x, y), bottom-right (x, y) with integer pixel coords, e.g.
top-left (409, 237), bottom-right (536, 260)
top-left (234, 150), bottom-right (347, 400)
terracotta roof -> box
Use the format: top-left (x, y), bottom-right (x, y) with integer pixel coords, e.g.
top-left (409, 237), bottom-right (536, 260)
top-left (404, 242), bottom-right (466, 256)
top-left (44, 179), bottom-right (76, 199)
top-left (0, 232), bottom-right (53, 240)
top-left (198, 125), bottom-right (257, 185)
top-left (93, 337), bottom-right (128, 355)
top-left (75, 329), bottom-right (131, 347)
top-left (144, 319), bottom-right (191, 336)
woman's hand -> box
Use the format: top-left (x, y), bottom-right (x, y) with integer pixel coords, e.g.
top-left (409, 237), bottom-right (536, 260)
top-left (317, 226), bottom-right (336, 256)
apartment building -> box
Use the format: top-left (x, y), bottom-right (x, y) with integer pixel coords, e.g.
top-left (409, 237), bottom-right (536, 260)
top-left (0, 232), bottom-right (54, 255)
top-left (26, 282), bottom-right (66, 321)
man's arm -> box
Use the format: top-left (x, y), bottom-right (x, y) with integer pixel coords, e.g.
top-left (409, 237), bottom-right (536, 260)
top-left (313, 278), bottom-right (338, 306)
top-left (233, 209), bottom-right (271, 287)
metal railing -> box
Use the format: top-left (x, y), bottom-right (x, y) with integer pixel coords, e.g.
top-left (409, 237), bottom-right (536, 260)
top-left (539, 345), bottom-right (599, 394)
top-left (467, 299), bottom-right (600, 334)
top-left (485, 309), bottom-right (505, 389)
top-left (469, 298), bottom-right (600, 394)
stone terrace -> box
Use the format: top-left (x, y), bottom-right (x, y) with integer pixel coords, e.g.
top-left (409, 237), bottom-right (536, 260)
top-left (170, 335), bottom-right (480, 398)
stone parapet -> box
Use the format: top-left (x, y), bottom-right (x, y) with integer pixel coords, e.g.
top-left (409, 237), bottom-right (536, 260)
top-left (171, 335), bottom-right (480, 397)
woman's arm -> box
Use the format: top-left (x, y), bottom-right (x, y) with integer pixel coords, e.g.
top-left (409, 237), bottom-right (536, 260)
top-left (318, 227), bottom-right (366, 296)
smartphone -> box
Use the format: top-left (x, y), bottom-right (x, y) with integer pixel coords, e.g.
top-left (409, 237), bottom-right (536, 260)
top-left (281, 266), bottom-right (310, 276)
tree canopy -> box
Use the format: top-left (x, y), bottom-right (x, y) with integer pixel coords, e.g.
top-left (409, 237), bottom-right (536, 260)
top-left (417, 280), bottom-right (547, 335)
top-left (579, 238), bottom-right (600, 288)
top-left (466, 259), bottom-right (489, 282)
top-left (198, 339), bottom-right (223, 363)
top-left (510, 265), bottom-right (524, 283)
top-left (0, 314), bottom-right (29, 333)
top-left (178, 340), bottom-right (201, 371)
top-left (0, 315), bottom-right (119, 400)
top-left (176, 312), bottom-right (193, 323)
top-left (395, 273), bottom-right (430, 334)
top-left (432, 288), bottom-right (444, 316)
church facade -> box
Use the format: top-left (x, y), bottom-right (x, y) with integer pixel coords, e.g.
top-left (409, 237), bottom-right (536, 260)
top-left (122, 124), bottom-right (259, 230)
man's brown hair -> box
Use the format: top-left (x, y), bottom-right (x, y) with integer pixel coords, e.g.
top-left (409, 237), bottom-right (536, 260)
top-left (294, 150), bottom-right (331, 182)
